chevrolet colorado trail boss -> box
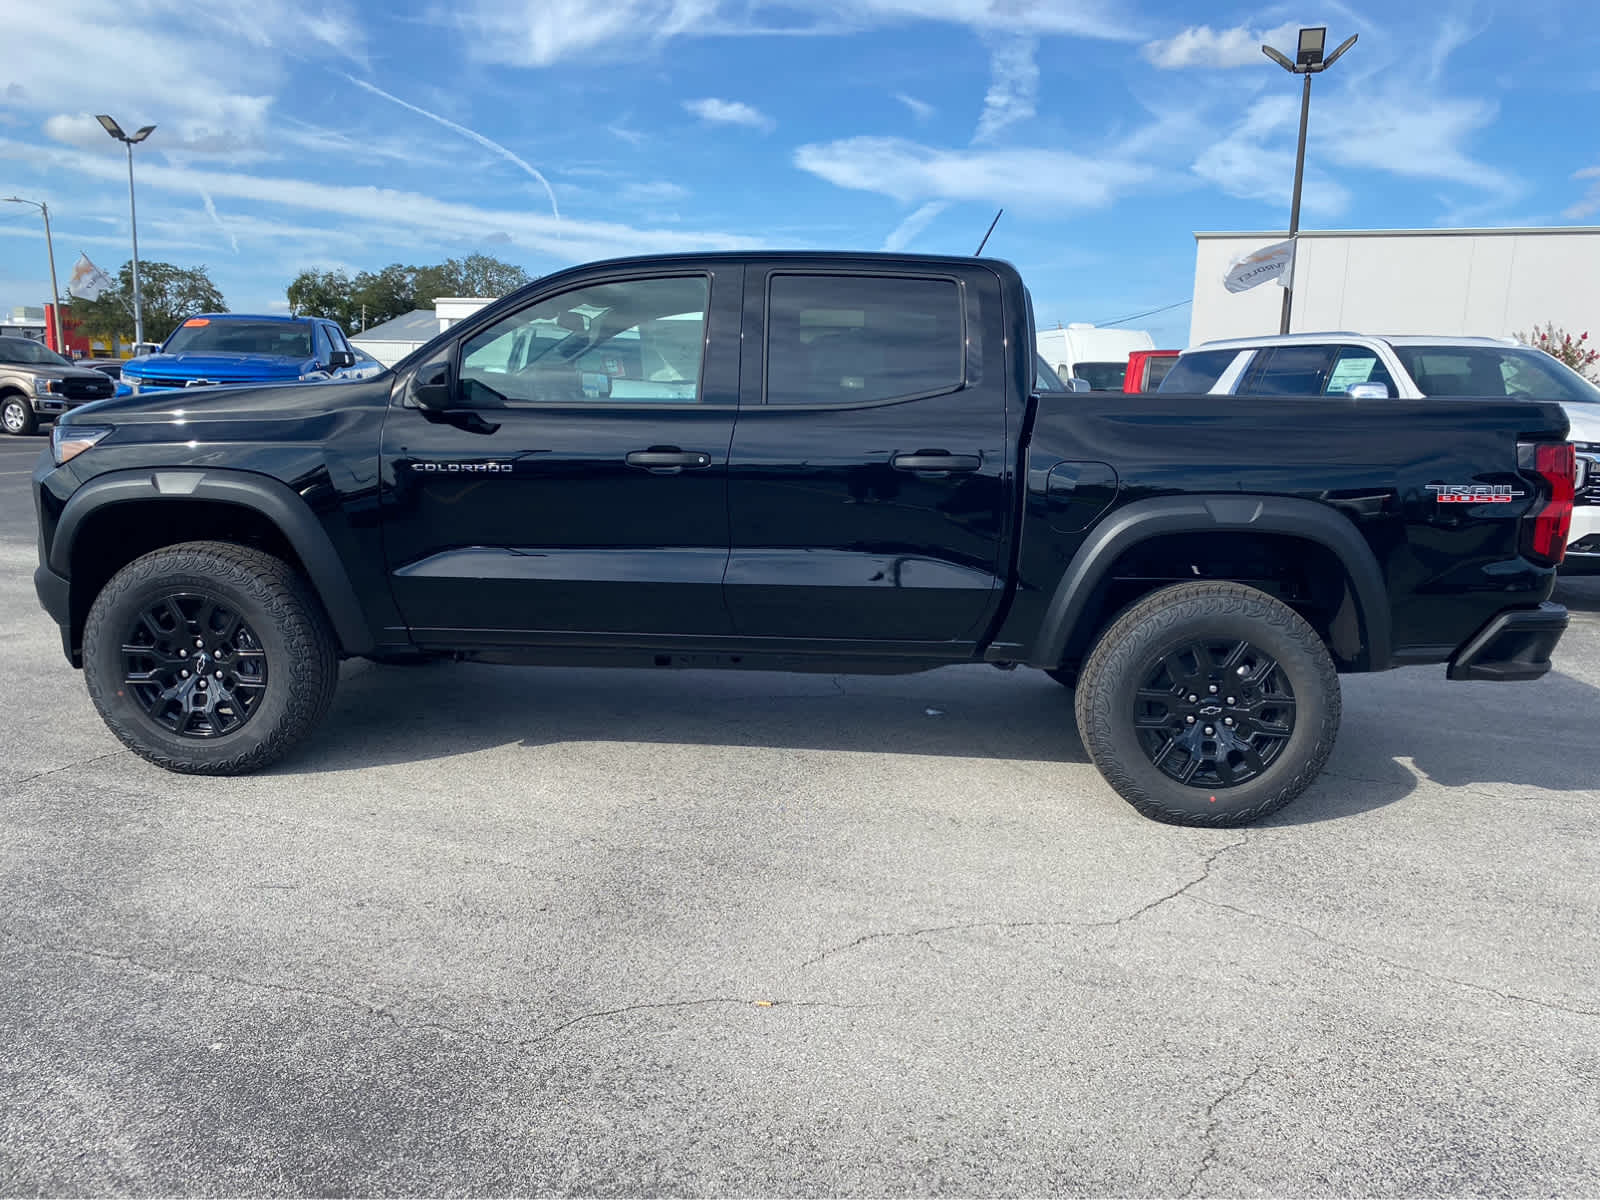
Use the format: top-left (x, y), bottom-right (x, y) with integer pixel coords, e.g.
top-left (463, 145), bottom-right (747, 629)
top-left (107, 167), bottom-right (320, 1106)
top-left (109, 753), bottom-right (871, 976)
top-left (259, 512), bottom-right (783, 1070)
top-left (32, 253), bottom-right (1579, 825)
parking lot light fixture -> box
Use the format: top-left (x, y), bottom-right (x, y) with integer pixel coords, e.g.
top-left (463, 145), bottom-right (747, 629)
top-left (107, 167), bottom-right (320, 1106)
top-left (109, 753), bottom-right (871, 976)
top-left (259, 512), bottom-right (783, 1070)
top-left (1260, 28), bottom-right (1358, 335)
top-left (2, 196), bottom-right (63, 353)
top-left (95, 114), bottom-right (156, 349)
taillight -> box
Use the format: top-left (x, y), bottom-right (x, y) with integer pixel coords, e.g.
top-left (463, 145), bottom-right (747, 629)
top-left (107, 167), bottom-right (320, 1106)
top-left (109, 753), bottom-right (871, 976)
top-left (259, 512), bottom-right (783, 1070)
top-left (1519, 441), bottom-right (1576, 564)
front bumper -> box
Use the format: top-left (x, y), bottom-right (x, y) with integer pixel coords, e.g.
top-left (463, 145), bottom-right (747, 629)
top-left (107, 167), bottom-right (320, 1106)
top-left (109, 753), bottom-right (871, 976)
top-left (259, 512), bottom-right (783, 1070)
top-left (34, 563), bottom-right (76, 664)
top-left (1561, 503), bottom-right (1600, 574)
top-left (1447, 602), bottom-right (1568, 682)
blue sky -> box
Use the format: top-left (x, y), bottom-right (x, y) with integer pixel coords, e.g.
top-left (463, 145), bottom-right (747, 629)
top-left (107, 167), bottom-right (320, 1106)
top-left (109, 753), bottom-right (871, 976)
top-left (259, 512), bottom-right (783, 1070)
top-left (2, 0), bottom-right (1597, 347)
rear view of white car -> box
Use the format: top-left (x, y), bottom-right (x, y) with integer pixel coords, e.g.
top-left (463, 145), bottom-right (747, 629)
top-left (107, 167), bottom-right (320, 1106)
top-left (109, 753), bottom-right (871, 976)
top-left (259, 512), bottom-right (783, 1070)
top-left (1160, 334), bottom-right (1600, 573)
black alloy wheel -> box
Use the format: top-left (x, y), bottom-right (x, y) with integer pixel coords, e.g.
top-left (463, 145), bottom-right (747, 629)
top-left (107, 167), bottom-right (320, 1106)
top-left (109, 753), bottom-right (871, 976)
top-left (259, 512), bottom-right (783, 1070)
top-left (121, 593), bottom-right (269, 737)
top-left (1133, 638), bottom-right (1296, 789)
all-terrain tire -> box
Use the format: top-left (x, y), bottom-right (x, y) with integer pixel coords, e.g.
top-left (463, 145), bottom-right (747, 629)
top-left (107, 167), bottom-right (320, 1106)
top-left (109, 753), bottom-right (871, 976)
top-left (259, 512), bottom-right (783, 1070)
top-left (83, 541), bottom-right (340, 774)
top-left (1074, 581), bottom-right (1341, 827)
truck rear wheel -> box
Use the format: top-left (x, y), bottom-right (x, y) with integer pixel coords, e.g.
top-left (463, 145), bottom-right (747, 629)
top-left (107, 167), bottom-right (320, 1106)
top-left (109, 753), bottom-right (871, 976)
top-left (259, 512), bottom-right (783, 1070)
top-left (82, 541), bottom-right (339, 775)
top-left (1074, 581), bottom-right (1341, 826)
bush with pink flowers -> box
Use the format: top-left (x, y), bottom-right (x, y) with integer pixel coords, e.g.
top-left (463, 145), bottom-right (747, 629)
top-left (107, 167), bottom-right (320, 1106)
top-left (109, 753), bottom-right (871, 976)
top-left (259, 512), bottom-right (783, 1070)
top-left (1515, 322), bottom-right (1600, 381)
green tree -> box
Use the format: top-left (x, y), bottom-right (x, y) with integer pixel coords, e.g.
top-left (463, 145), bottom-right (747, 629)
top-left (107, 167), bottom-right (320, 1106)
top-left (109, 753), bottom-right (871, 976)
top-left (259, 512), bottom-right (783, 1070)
top-left (286, 269), bottom-right (356, 327)
top-left (414, 254), bottom-right (533, 304)
top-left (71, 261), bottom-right (228, 345)
top-left (285, 254), bottom-right (533, 332)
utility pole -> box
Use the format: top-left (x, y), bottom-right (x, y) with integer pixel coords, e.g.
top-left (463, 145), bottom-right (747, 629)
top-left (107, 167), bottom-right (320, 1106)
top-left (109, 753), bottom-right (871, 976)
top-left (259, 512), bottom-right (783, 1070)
top-left (2, 196), bottom-right (63, 352)
top-left (96, 115), bottom-right (156, 348)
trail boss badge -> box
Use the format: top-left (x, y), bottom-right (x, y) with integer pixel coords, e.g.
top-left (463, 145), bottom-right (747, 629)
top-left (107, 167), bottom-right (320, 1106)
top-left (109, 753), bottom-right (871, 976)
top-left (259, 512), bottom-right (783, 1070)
top-left (1426, 483), bottom-right (1526, 504)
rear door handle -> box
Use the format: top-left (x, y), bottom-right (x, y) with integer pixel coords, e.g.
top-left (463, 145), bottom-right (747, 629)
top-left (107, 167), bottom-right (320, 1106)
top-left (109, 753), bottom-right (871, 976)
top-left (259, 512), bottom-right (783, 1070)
top-left (626, 449), bottom-right (712, 474)
top-left (891, 452), bottom-right (982, 473)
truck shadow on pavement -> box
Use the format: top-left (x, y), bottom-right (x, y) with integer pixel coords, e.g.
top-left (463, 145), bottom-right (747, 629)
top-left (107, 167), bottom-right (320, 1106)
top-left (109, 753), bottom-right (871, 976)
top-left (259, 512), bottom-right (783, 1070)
top-left (288, 652), bottom-right (1600, 826)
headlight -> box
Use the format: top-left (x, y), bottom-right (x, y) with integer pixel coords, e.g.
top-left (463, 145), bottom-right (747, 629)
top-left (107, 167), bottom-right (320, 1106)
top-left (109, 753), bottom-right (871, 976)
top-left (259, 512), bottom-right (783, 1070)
top-left (51, 424), bottom-right (113, 466)
top-left (33, 376), bottom-right (64, 394)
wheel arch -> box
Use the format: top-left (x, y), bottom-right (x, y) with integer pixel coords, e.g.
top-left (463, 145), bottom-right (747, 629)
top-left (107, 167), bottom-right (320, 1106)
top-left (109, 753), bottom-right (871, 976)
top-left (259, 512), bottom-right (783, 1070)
top-left (52, 469), bottom-right (375, 660)
top-left (1027, 494), bottom-right (1392, 673)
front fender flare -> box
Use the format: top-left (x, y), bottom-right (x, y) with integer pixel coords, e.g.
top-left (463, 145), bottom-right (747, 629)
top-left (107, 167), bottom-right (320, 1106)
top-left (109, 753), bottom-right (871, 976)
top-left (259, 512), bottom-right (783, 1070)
top-left (51, 467), bottom-right (375, 656)
top-left (1028, 493), bottom-right (1392, 671)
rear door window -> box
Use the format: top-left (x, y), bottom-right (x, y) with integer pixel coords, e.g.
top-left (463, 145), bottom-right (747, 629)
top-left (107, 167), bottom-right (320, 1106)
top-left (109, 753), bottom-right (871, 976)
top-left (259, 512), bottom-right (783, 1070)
top-left (1238, 345), bottom-right (1340, 396)
top-left (1158, 349), bottom-right (1240, 394)
top-left (1323, 347), bottom-right (1397, 395)
top-left (764, 275), bottom-right (963, 406)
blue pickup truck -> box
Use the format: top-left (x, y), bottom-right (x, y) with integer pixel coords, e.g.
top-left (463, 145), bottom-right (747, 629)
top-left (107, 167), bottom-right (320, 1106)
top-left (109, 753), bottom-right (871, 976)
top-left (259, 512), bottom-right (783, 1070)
top-left (120, 314), bottom-right (381, 394)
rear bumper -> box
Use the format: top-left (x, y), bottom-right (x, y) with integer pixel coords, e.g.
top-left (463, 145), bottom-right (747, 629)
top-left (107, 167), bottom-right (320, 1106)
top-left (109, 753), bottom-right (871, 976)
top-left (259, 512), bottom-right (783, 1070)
top-left (1447, 602), bottom-right (1568, 682)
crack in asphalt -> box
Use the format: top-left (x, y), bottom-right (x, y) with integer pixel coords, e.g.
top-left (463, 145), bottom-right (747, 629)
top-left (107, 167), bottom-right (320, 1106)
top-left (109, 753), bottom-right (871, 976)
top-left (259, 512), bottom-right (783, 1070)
top-left (2, 933), bottom-right (872, 1051)
top-left (3, 749), bottom-right (129, 792)
top-left (1179, 1061), bottom-right (1264, 1198)
top-left (799, 833), bottom-right (1251, 969)
top-left (1186, 896), bottom-right (1600, 1019)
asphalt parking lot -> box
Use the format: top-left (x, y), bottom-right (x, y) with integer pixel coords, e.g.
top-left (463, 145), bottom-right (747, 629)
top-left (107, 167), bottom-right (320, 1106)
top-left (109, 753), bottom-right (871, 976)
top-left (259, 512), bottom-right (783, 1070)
top-left (2, 430), bottom-right (1597, 1196)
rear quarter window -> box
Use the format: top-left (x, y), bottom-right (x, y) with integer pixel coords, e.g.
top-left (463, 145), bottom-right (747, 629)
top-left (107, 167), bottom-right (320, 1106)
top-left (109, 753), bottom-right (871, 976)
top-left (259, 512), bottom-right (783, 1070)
top-left (1158, 349), bottom-right (1239, 394)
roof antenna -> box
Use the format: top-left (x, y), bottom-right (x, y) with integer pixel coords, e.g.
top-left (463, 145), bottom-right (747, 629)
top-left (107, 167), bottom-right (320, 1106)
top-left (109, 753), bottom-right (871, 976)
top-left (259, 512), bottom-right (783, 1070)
top-left (974, 208), bottom-right (1003, 255)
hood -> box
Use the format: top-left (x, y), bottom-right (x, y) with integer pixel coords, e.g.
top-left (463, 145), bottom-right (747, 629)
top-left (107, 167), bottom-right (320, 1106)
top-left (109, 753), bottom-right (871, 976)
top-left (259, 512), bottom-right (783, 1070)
top-left (8, 360), bottom-right (116, 383)
top-left (1561, 402), bottom-right (1600, 445)
top-left (58, 375), bottom-right (391, 428)
top-left (123, 351), bottom-right (313, 381)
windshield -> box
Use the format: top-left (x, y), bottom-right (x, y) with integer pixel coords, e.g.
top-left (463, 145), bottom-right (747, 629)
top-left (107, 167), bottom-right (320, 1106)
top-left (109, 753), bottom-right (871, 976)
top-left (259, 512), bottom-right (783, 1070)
top-left (162, 319), bottom-right (313, 359)
top-left (1073, 360), bottom-right (1128, 391)
top-left (1035, 355), bottom-right (1068, 392)
top-left (0, 337), bottom-right (71, 367)
top-left (1393, 345), bottom-right (1600, 405)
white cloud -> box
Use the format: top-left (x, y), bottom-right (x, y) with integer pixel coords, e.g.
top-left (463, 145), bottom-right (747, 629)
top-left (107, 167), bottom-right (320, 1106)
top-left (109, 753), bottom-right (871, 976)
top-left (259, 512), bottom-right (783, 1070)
top-left (620, 181), bottom-right (692, 204)
top-left (794, 136), bottom-right (1154, 213)
top-left (1564, 166), bottom-right (1600, 220)
top-left (895, 92), bottom-right (936, 121)
top-left (882, 201), bottom-right (948, 251)
top-left (0, 137), bottom-right (764, 264)
top-left (7, 0), bottom-right (359, 157)
top-left (1142, 21), bottom-right (1301, 69)
top-left (199, 191), bottom-right (240, 254)
top-left (973, 36), bottom-right (1039, 142)
top-left (683, 98), bottom-right (775, 132)
top-left (450, 0), bottom-right (1140, 67)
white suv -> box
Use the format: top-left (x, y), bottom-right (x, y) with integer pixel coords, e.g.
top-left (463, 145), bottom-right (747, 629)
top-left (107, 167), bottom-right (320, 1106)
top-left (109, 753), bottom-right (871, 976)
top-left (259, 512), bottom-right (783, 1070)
top-left (1162, 334), bottom-right (1600, 573)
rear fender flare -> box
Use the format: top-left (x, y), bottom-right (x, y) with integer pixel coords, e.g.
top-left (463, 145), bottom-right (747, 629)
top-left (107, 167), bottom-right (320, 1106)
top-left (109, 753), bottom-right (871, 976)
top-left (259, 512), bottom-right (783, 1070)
top-left (1028, 494), bottom-right (1391, 671)
top-left (51, 468), bottom-right (374, 655)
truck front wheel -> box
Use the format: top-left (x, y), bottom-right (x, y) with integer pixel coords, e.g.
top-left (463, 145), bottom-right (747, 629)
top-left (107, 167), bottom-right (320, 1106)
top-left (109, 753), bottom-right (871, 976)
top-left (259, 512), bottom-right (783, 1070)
top-left (2, 394), bottom-right (36, 436)
top-left (82, 541), bottom-right (340, 775)
top-left (1074, 581), bottom-right (1341, 826)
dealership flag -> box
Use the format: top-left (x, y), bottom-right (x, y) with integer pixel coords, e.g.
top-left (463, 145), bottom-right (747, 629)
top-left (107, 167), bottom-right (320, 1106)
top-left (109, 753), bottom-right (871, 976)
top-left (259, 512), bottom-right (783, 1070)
top-left (68, 252), bottom-right (116, 301)
top-left (1224, 239), bottom-right (1295, 293)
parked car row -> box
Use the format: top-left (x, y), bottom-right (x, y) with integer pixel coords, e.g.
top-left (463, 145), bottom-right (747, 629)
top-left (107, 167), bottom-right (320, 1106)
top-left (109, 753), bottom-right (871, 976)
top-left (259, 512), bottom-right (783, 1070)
top-left (1156, 333), bottom-right (1600, 573)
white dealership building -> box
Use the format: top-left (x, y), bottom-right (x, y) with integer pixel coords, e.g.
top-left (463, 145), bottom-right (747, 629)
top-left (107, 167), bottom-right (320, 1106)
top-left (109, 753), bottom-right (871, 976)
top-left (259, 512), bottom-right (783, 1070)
top-left (1188, 226), bottom-right (1600, 348)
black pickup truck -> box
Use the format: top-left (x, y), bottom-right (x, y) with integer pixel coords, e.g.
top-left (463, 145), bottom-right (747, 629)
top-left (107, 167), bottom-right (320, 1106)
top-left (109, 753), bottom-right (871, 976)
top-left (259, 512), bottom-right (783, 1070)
top-left (32, 253), bottom-right (1579, 825)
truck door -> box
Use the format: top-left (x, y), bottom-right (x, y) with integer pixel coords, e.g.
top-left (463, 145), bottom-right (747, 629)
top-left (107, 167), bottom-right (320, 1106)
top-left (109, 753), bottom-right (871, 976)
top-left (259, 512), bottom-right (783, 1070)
top-left (723, 264), bottom-right (1012, 648)
top-left (379, 266), bottom-right (741, 643)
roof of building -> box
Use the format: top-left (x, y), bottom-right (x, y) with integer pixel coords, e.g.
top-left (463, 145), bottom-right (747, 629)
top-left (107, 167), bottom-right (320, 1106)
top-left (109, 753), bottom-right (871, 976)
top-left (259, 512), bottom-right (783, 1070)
top-left (351, 309), bottom-right (439, 343)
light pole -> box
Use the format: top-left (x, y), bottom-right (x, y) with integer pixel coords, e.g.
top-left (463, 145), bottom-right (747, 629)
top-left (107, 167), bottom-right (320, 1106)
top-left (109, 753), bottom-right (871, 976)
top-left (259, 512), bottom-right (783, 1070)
top-left (95, 114), bottom-right (156, 349)
top-left (1261, 27), bottom-right (1357, 335)
top-left (2, 196), bottom-right (63, 353)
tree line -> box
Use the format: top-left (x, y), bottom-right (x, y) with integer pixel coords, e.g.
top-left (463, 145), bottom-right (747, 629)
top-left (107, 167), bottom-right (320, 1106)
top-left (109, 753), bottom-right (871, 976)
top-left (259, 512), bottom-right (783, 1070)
top-left (67, 254), bottom-right (532, 343)
top-left (286, 255), bottom-right (533, 331)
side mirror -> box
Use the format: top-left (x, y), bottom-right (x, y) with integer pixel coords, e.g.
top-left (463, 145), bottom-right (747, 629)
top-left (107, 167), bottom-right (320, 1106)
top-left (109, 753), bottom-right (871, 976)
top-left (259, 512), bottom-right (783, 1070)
top-left (329, 349), bottom-right (356, 370)
top-left (1346, 382), bottom-right (1391, 399)
top-left (409, 358), bottom-right (454, 410)
top-left (1066, 377), bottom-right (1092, 393)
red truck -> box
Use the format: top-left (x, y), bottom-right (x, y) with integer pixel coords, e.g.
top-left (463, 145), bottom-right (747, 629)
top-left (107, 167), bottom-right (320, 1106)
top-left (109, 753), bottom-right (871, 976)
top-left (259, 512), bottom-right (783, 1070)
top-left (1124, 349), bottom-right (1180, 393)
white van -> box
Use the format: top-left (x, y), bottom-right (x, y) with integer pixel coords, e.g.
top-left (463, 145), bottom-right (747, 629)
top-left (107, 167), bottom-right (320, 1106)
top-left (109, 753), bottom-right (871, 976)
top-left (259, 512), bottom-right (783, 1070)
top-left (1036, 323), bottom-right (1155, 391)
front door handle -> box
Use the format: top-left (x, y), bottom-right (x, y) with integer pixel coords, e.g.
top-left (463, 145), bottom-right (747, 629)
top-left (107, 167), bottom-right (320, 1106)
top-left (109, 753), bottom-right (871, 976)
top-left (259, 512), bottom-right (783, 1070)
top-left (891, 452), bottom-right (982, 473)
top-left (626, 449), bottom-right (712, 474)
